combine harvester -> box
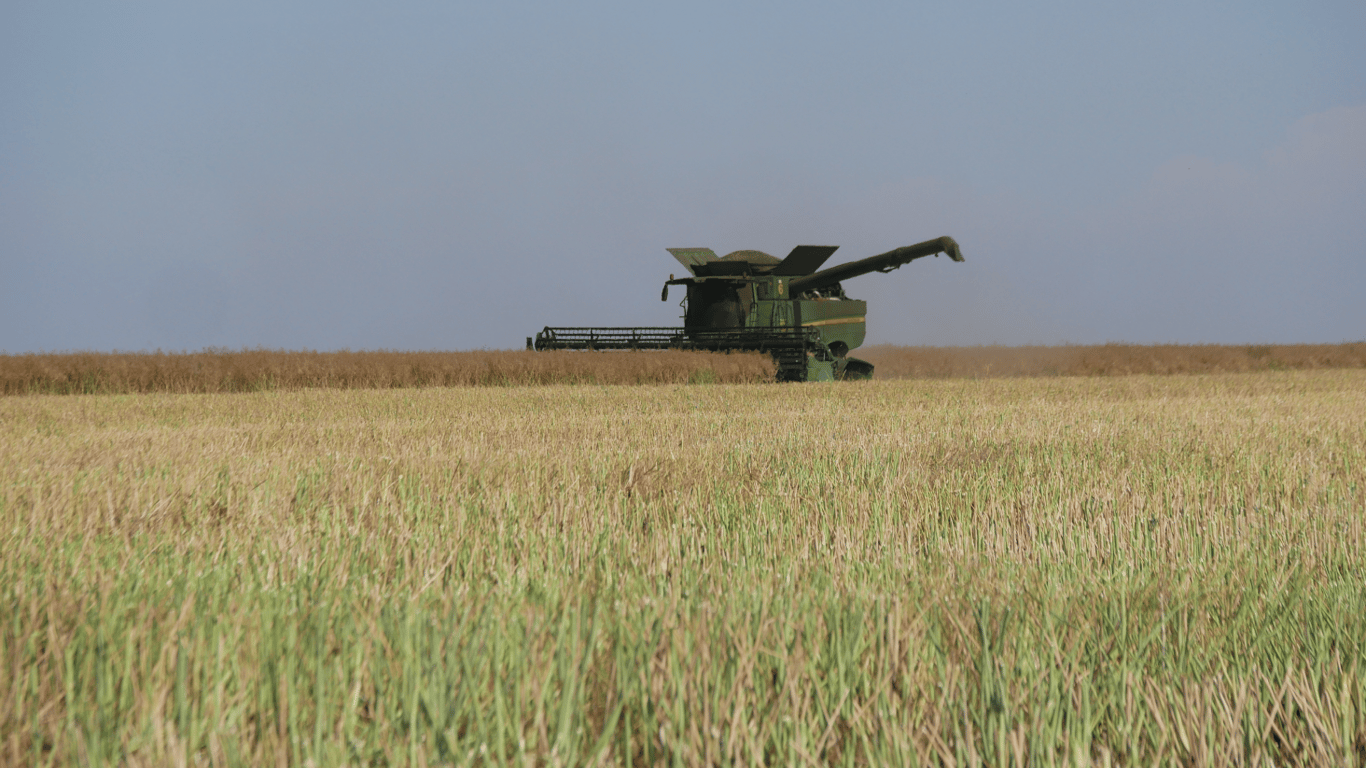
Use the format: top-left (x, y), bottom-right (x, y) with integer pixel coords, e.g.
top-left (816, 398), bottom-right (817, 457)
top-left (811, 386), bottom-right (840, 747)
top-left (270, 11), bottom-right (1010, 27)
top-left (530, 236), bottom-right (964, 381)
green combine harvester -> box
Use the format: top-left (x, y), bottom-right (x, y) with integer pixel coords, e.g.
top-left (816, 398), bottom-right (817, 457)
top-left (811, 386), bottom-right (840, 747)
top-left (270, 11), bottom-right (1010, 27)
top-left (530, 236), bottom-right (964, 381)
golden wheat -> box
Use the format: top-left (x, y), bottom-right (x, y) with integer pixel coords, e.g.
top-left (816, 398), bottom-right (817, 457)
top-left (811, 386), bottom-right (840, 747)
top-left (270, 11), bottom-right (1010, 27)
top-left (861, 341), bottom-right (1366, 379)
top-left (2, 371), bottom-right (1364, 765)
top-left (5, 342), bottom-right (1364, 397)
top-left (0, 348), bottom-right (775, 395)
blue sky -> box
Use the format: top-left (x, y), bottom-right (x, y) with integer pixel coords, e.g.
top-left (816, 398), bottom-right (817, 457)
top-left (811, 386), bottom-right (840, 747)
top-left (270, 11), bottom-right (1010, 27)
top-left (2, 0), bottom-right (1363, 352)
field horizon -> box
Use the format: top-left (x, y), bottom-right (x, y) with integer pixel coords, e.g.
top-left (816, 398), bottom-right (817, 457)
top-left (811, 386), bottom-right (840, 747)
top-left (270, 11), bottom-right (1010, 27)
top-left (3, 341), bottom-right (1364, 396)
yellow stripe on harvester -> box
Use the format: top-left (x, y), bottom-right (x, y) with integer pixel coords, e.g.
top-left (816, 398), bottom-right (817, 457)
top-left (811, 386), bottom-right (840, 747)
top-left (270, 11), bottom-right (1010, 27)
top-left (801, 317), bottom-right (865, 327)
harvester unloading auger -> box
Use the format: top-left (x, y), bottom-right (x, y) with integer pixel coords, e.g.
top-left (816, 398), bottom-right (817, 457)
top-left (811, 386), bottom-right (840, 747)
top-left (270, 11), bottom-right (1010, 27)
top-left (530, 236), bottom-right (965, 381)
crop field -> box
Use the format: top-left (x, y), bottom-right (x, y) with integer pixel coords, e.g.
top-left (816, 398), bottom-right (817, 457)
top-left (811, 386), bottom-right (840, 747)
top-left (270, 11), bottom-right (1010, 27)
top-left (3, 342), bottom-right (1364, 395)
top-left (2, 370), bottom-right (1365, 766)
top-left (0, 349), bottom-right (776, 396)
top-left (858, 342), bottom-right (1366, 380)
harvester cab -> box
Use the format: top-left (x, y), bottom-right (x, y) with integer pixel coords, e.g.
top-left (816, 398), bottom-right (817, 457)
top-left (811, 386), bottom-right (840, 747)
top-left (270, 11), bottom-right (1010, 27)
top-left (532, 236), bottom-right (964, 381)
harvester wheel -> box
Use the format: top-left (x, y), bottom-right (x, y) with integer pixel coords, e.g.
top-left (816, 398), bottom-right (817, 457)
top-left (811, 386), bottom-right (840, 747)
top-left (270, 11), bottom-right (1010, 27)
top-left (839, 358), bottom-right (875, 381)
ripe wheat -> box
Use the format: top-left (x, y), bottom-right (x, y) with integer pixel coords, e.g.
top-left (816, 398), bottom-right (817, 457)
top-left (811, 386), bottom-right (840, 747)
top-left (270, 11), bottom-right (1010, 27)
top-left (2, 371), bottom-right (1363, 764)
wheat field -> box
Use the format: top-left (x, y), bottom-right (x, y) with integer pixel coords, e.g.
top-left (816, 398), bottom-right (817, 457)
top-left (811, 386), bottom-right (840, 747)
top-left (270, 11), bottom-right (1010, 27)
top-left (0, 349), bottom-right (776, 395)
top-left (2, 371), bottom-right (1364, 765)
top-left (4, 342), bottom-right (1364, 396)
top-left (859, 342), bottom-right (1366, 379)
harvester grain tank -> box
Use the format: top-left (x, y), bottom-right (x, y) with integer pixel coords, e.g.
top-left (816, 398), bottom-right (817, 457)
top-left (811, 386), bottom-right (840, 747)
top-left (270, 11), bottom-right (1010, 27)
top-left (531, 236), bottom-right (964, 381)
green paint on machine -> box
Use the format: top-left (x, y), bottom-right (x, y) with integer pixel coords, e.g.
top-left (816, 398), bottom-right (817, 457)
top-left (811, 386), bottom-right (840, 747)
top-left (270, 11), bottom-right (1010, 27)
top-left (532, 237), bottom-right (965, 381)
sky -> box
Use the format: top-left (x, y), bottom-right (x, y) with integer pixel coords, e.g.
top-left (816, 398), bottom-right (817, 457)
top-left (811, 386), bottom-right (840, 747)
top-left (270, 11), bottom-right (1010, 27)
top-left (2, 0), bottom-right (1363, 352)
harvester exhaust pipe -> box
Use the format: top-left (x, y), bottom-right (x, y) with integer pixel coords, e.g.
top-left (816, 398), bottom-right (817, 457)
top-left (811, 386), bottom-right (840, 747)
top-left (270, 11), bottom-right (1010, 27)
top-left (787, 236), bottom-right (963, 295)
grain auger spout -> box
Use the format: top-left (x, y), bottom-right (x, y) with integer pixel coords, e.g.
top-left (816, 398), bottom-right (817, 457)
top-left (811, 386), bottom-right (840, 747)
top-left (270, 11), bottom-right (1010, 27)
top-left (787, 236), bottom-right (964, 296)
top-left (531, 235), bottom-right (965, 381)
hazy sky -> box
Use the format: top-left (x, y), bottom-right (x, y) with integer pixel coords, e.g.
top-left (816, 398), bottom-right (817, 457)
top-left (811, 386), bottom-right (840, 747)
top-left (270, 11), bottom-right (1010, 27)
top-left (3, 1), bottom-right (1363, 352)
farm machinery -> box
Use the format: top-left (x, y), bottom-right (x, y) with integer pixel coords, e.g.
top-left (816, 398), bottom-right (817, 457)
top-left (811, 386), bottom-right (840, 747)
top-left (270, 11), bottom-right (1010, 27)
top-left (529, 236), bottom-right (965, 381)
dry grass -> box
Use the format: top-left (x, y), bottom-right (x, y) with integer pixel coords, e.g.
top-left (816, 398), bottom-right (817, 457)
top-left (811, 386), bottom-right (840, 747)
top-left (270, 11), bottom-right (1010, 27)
top-left (2, 371), bottom-right (1365, 765)
top-left (862, 342), bottom-right (1366, 379)
top-left (0, 348), bottom-right (776, 395)
top-left (5, 343), bottom-right (1363, 397)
